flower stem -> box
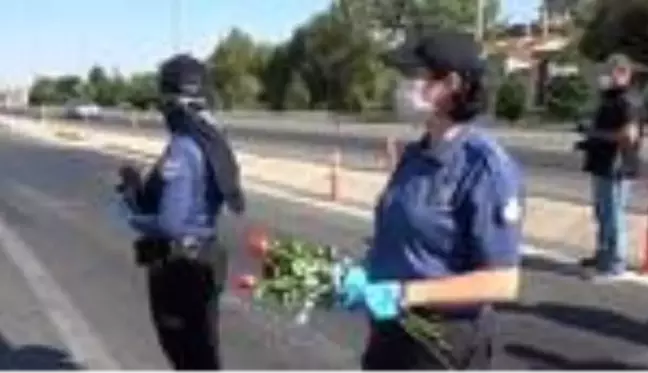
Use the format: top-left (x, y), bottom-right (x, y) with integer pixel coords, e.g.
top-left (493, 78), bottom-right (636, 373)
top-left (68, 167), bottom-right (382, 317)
top-left (399, 315), bottom-right (455, 370)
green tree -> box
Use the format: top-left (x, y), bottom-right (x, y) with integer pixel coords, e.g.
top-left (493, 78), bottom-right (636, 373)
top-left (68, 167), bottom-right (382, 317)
top-left (28, 77), bottom-right (58, 105)
top-left (53, 75), bottom-right (84, 103)
top-left (88, 65), bottom-right (108, 87)
top-left (495, 74), bottom-right (526, 122)
top-left (283, 72), bottom-right (311, 110)
top-left (259, 44), bottom-right (293, 110)
top-left (579, 0), bottom-right (648, 63)
top-left (278, 3), bottom-right (394, 113)
top-left (85, 65), bottom-right (118, 106)
top-left (125, 73), bottom-right (157, 110)
top-left (207, 28), bottom-right (265, 109)
top-left (545, 74), bottom-right (591, 120)
top-left (27, 0), bottom-right (505, 116)
top-left (338, 0), bottom-right (500, 42)
top-left (110, 70), bottom-right (129, 106)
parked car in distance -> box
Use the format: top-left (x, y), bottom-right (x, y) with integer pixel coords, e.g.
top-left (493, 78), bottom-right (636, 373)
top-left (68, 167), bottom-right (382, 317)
top-left (63, 101), bottom-right (102, 119)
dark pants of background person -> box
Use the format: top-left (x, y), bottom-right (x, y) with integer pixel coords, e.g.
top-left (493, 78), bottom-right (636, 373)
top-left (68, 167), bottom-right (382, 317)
top-left (361, 307), bottom-right (496, 370)
top-left (591, 176), bottom-right (631, 274)
top-left (147, 245), bottom-right (228, 370)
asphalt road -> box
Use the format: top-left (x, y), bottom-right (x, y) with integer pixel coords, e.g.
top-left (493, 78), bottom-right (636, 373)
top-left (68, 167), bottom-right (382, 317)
top-left (2, 127), bottom-right (648, 369)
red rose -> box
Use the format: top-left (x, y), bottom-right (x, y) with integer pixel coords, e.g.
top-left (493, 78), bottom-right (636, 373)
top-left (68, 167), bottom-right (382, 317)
top-left (246, 226), bottom-right (271, 258)
top-left (236, 274), bottom-right (257, 290)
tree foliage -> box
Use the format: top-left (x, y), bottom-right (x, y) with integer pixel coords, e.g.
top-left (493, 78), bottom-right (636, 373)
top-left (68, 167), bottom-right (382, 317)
top-left (339, 0), bottom-right (499, 41)
top-left (579, 0), bottom-right (648, 64)
top-left (495, 74), bottom-right (526, 122)
top-left (545, 74), bottom-right (592, 120)
top-left (29, 0), bottom-right (503, 113)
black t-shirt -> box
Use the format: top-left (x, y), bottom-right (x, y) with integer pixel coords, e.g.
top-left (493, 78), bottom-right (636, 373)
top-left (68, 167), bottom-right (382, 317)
top-left (584, 88), bottom-right (646, 178)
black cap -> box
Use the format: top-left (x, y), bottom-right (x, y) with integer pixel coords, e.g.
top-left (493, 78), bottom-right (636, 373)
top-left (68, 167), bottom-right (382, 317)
top-left (158, 54), bottom-right (208, 97)
top-left (387, 30), bottom-right (485, 76)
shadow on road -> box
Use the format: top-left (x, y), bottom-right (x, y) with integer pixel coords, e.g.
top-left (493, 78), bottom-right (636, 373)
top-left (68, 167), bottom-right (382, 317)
top-left (502, 301), bottom-right (648, 347)
top-left (0, 333), bottom-right (82, 370)
top-left (521, 255), bottom-right (585, 278)
top-left (505, 344), bottom-right (648, 370)
top-left (522, 252), bottom-right (645, 276)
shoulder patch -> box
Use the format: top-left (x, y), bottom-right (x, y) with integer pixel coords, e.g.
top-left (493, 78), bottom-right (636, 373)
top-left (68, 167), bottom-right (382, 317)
top-left (161, 158), bottom-right (183, 180)
top-left (501, 197), bottom-right (522, 224)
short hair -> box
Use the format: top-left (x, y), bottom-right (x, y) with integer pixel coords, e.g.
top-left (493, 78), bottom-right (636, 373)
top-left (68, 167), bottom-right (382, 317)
top-left (450, 71), bottom-right (486, 122)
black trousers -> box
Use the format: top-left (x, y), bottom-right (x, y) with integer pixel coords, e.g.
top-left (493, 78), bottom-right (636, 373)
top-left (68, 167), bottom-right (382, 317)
top-left (361, 308), bottom-right (496, 370)
top-left (147, 255), bottom-right (225, 370)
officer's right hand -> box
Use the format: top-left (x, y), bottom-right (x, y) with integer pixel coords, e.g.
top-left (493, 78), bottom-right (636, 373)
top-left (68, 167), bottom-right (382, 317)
top-left (226, 192), bottom-right (246, 215)
top-left (117, 163), bottom-right (141, 191)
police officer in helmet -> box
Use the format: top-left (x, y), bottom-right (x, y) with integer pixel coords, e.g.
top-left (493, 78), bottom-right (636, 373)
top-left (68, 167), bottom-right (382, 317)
top-left (118, 53), bottom-right (245, 369)
top-left (336, 30), bottom-right (524, 370)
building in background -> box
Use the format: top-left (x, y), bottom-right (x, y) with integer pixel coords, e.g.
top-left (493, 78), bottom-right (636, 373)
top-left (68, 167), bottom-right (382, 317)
top-left (486, 0), bottom-right (580, 111)
top-left (0, 86), bottom-right (29, 108)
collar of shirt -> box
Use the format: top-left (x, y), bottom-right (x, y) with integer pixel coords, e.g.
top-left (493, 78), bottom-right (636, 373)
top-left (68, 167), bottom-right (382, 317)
top-left (414, 125), bottom-right (473, 164)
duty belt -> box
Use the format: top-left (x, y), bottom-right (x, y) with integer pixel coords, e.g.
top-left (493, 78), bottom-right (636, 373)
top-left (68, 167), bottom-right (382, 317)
top-left (169, 236), bottom-right (203, 260)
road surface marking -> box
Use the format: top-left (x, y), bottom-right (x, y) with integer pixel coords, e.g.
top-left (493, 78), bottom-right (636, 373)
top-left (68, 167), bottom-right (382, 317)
top-left (8, 179), bottom-right (356, 366)
top-left (0, 213), bottom-right (119, 369)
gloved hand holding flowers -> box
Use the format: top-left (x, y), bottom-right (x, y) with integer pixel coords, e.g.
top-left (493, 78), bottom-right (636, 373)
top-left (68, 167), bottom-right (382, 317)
top-left (235, 226), bottom-right (446, 352)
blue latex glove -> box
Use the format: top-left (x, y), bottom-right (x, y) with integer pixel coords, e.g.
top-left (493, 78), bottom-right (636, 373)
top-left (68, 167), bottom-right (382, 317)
top-left (363, 281), bottom-right (403, 321)
top-left (334, 264), bottom-right (403, 320)
top-left (333, 264), bottom-right (368, 309)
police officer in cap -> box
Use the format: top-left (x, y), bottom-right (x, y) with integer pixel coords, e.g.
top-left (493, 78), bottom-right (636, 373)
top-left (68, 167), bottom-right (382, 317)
top-left (118, 53), bottom-right (245, 369)
top-left (336, 30), bottom-right (524, 370)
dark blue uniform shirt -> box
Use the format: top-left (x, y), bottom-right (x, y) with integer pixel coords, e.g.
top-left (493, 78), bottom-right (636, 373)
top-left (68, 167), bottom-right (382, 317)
top-left (366, 124), bottom-right (524, 283)
top-left (130, 134), bottom-right (224, 240)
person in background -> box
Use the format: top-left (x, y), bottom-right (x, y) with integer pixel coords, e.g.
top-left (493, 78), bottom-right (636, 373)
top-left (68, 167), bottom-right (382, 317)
top-left (579, 53), bottom-right (645, 280)
top-left (335, 30), bottom-right (524, 370)
top-left (117, 53), bottom-right (245, 369)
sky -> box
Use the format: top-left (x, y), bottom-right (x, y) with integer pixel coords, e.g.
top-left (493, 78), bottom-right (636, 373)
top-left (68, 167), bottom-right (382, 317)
top-left (0, 0), bottom-right (540, 87)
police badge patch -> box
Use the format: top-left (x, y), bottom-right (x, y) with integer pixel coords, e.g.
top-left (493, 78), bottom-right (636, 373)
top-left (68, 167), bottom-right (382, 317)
top-left (501, 197), bottom-right (521, 224)
top-left (161, 159), bottom-right (182, 179)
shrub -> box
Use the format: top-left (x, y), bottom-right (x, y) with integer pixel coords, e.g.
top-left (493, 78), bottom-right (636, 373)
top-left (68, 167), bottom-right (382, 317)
top-left (495, 75), bottom-right (527, 122)
top-left (545, 74), bottom-right (591, 120)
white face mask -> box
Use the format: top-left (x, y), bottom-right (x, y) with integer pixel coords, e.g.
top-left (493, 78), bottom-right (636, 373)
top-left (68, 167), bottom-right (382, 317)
top-left (393, 78), bottom-right (435, 124)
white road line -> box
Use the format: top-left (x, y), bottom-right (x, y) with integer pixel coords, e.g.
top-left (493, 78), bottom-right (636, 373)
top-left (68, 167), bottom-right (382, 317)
top-left (0, 214), bottom-right (119, 369)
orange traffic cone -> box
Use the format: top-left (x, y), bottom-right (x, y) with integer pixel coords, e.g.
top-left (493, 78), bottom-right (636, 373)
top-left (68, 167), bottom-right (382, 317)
top-left (329, 148), bottom-right (341, 201)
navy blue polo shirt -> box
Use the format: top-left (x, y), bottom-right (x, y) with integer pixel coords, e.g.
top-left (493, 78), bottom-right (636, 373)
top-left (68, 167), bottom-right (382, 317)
top-left (129, 135), bottom-right (224, 240)
top-left (366, 124), bottom-right (524, 284)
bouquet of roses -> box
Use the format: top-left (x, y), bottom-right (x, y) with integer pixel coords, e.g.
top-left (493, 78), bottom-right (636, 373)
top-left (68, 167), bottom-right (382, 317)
top-left (235, 225), bottom-right (453, 367)
top-left (235, 225), bottom-right (341, 323)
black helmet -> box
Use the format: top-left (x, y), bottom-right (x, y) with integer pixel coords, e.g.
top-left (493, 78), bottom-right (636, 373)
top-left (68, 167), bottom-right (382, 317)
top-left (158, 54), bottom-right (208, 98)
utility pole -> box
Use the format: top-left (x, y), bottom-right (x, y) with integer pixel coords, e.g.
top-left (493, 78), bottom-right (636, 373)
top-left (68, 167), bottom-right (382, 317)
top-left (541, 1), bottom-right (549, 39)
top-left (171, 0), bottom-right (181, 53)
top-left (475, 0), bottom-right (485, 43)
